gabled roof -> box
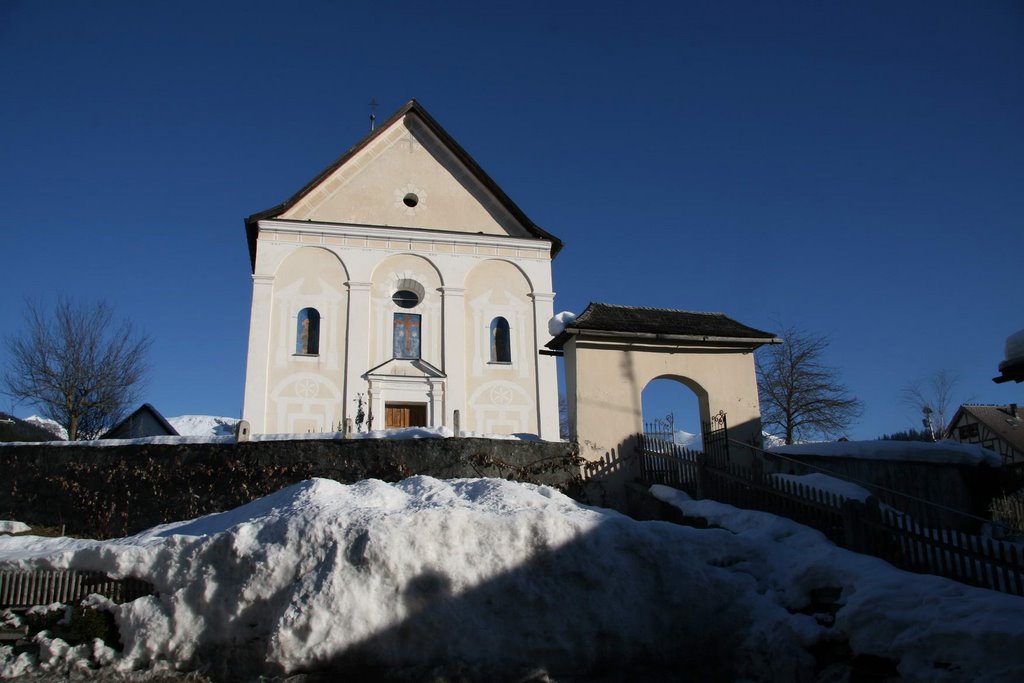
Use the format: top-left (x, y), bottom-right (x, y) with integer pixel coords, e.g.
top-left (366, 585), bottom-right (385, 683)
top-left (102, 403), bottom-right (179, 439)
top-left (244, 99), bottom-right (563, 270)
top-left (546, 303), bottom-right (780, 349)
top-left (365, 357), bottom-right (446, 379)
top-left (947, 404), bottom-right (1024, 452)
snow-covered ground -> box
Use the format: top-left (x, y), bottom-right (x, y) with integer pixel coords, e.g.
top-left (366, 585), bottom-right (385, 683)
top-left (769, 439), bottom-right (1002, 466)
top-left (2, 477), bottom-right (1023, 681)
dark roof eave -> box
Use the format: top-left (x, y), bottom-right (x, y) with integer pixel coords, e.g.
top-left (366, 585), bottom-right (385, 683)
top-left (547, 327), bottom-right (782, 350)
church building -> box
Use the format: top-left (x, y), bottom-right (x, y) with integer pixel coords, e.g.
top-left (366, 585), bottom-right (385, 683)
top-left (242, 100), bottom-right (562, 438)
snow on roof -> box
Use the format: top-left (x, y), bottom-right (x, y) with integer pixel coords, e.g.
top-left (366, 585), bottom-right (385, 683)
top-left (772, 472), bottom-right (873, 502)
top-left (2, 476), bottom-right (1023, 679)
top-left (547, 310), bottom-right (576, 337)
top-left (768, 439), bottom-right (1002, 467)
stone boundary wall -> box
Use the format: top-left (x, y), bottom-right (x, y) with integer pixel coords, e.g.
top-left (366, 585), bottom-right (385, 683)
top-left (0, 438), bottom-right (581, 539)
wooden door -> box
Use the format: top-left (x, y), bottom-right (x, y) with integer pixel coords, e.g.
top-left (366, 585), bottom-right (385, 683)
top-left (385, 404), bottom-right (427, 428)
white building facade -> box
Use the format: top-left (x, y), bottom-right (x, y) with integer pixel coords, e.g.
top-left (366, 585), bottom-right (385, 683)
top-left (242, 101), bottom-right (561, 438)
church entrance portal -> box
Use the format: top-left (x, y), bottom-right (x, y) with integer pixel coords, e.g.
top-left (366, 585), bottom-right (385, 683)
top-left (385, 403), bottom-right (427, 429)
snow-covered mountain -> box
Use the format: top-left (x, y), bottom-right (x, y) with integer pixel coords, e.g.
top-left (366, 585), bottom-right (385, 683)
top-left (166, 414), bottom-right (240, 437)
top-left (22, 415), bottom-right (67, 440)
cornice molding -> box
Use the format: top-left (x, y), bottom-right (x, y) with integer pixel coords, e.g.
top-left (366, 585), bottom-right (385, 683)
top-left (257, 219), bottom-right (551, 257)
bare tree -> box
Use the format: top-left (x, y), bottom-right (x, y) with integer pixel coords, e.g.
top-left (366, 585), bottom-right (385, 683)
top-left (3, 299), bottom-right (151, 440)
top-left (902, 369), bottom-right (959, 440)
top-left (757, 326), bottom-right (863, 444)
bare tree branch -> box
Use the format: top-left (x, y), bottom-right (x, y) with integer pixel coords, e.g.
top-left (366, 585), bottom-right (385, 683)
top-left (757, 325), bottom-right (863, 444)
top-left (902, 369), bottom-right (960, 439)
top-left (3, 298), bottom-right (151, 440)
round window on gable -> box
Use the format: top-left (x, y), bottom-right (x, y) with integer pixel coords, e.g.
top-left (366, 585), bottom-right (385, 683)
top-left (393, 290), bottom-right (420, 308)
top-left (403, 193), bottom-right (419, 208)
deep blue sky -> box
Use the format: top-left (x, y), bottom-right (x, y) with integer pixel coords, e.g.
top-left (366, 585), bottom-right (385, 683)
top-left (1, 1), bottom-right (1021, 438)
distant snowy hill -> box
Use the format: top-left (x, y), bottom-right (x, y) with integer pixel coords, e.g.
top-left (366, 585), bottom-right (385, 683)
top-left (673, 430), bottom-right (701, 450)
top-left (23, 415), bottom-right (67, 440)
top-left (167, 415), bottom-right (240, 437)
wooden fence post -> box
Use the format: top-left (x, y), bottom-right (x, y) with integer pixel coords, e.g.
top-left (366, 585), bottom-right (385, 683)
top-left (841, 499), bottom-right (866, 553)
top-left (695, 455), bottom-right (707, 500)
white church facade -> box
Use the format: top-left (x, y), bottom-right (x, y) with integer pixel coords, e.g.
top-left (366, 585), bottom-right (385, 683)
top-left (242, 100), bottom-right (561, 439)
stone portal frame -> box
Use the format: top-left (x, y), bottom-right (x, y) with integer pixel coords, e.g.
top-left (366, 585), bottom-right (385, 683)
top-left (547, 303), bottom-right (780, 507)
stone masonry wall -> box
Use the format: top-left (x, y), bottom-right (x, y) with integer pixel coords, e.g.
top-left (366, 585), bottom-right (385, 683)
top-left (0, 438), bottom-right (581, 539)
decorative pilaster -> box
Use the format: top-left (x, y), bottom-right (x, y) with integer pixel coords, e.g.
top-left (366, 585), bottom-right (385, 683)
top-left (345, 282), bottom-right (373, 425)
top-left (242, 274), bottom-right (275, 434)
top-left (529, 291), bottom-right (558, 439)
top-left (441, 286), bottom-right (466, 428)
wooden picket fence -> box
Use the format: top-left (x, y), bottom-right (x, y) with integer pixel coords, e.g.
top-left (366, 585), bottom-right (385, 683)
top-left (638, 433), bottom-right (1024, 596)
top-left (0, 569), bottom-right (154, 609)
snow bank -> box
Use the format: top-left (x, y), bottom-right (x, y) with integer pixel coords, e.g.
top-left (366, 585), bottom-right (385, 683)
top-left (651, 486), bottom-right (1024, 682)
top-left (769, 439), bottom-right (1002, 466)
top-left (547, 310), bottom-right (576, 336)
top-left (4, 477), bottom-right (1023, 680)
top-left (0, 478), bottom-right (792, 679)
top-left (0, 521), bottom-right (30, 535)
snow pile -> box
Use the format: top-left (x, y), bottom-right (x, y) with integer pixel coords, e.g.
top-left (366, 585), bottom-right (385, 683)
top-left (3, 477), bottom-right (1023, 680)
top-left (22, 416), bottom-right (66, 440)
top-left (547, 310), bottom-right (576, 336)
top-left (769, 439), bottom-right (1002, 466)
top-left (0, 477), bottom-right (785, 679)
top-left (0, 521), bottom-right (30, 535)
top-left (166, 415), bottom-right (239, 437)
top-left (651, 486), bottom-right (1024, 682)
top-left (1005, 328), bottom-right (1024, 363)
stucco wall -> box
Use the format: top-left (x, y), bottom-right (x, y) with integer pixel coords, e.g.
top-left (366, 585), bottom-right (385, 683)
top-left (566, 336), bottom-right (764, 507)
top-left (241, 107), bottom-right (560, 439)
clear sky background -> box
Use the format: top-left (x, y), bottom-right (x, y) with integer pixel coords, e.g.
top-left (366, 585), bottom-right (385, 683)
top-left (1, 1), bottom-right (1021, 439)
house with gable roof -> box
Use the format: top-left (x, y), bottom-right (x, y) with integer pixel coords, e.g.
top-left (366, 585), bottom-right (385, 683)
top-left (946, 404), bottom-right (1024, 467)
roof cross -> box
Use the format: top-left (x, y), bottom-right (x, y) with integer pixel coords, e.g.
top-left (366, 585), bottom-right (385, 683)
top-left (369, 98), bottom-right (379, 131)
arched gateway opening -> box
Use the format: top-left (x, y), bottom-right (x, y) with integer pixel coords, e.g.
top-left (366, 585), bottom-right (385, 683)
top-left (547, 303), bottom-right (780, 509)
top-left (642, 376), bottom-right (706, 451)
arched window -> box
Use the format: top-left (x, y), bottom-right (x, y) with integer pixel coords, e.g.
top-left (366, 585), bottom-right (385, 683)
top-left (490, 317), bottom-right (511, 363)
top-left (296, 308), bottom-right (320, 355)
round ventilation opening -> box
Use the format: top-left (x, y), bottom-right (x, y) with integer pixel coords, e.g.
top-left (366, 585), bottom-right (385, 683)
top-left (403, 193), bottom-right (419, 208)
top-left (392, 290), bottom-right (420, 308)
